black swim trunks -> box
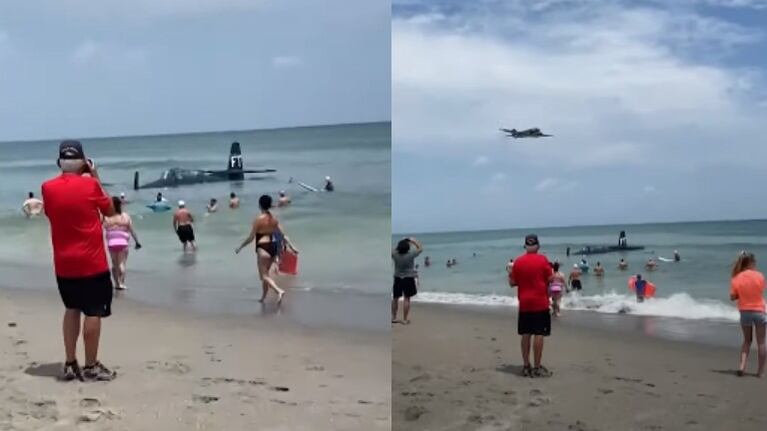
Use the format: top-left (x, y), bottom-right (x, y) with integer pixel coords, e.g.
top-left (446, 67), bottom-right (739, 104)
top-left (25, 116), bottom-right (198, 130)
top-left (176, 224), bottom-right (195, 243)
top-left (57, 271), bottom-right (113, 317)
top-left (518, 310), bottom-right (551, 336)
top-left (393, 276), bottom-right (417, 298)
top-left (571, 279), bottom-right (582, 290)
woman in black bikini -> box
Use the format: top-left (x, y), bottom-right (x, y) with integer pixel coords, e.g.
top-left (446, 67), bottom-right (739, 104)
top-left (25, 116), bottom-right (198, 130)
top-left (235, 195), bottom-right (299, 303)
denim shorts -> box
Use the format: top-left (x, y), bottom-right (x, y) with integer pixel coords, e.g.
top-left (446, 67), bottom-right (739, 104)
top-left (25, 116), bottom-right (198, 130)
top-left (740, 310), bottom-right (767, 326)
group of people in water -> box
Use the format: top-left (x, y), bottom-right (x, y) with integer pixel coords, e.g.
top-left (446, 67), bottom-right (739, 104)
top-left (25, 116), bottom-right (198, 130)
top-left (392, 232), bottom-right (766, 378)
top-left (22, 175), bottom-right (319, 305)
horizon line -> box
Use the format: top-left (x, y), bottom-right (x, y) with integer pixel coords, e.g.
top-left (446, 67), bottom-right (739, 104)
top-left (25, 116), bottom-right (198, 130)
top-left (392, 217), bottom-right (767, 236)
top-left (0, 120), bottom-right (391, 146)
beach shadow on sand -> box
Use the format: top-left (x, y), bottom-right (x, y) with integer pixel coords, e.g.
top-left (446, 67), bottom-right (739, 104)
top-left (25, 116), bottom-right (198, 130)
top-left (496, 364), bottom-right (525, 376)
top-left (24, 362), bottom-right (62, 380)
top-left (710, 368), bottom-right (750, 377)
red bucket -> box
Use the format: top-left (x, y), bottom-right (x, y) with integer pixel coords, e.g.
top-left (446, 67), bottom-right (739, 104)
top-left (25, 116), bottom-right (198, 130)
top-left (279, 250), bottom-right (298, 275)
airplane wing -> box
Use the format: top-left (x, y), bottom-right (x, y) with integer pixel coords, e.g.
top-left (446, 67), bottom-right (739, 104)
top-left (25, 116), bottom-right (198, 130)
top-left (499, 128), bottom-right (514, 133)
top-left (203, 169), bottom-right (276, 174)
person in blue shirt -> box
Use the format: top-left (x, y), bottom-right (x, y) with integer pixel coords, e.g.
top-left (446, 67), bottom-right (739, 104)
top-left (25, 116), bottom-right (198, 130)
top-left (635, 274), bottom-right (647, 303)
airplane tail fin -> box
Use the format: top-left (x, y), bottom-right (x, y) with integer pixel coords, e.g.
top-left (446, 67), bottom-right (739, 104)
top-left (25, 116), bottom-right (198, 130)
top-left (133, 171), bottom-right (139, 190)
top-left (228, 142), bottom-right (244, 180)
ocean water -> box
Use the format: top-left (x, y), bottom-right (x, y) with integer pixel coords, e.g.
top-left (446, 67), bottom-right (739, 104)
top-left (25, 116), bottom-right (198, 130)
top-left (395, 220), bottom-right (767, 324)
top-left (0, 122), bottom-right (390, 320)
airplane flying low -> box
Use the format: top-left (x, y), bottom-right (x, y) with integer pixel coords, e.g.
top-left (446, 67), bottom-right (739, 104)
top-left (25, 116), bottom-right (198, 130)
top-left (499, 127), bottom-right (553, 138)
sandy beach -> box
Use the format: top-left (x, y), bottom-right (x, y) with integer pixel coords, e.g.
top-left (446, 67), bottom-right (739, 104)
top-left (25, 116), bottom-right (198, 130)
top-left (393, 303), bottom-right (766, 431)
top-left (0, 288), bottom-right (390, 431)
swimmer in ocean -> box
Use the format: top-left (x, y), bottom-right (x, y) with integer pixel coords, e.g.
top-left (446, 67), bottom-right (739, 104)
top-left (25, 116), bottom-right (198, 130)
top-left (229, 192), bottom-right (240, 209)
top-left (594, 261), bottom-right (605, 277)
top-left (173, 201), bottom-right (197, 253)
top-left (21, 192), bottom-right (44, 217)
top-left (674, 250), bottom-right (681, 262)
top-left (618, 258), bottom-right (628, 270)
top-left (207, 198), bottom-right (218, 213)
top-left (324, 176), bottom-right (335, 192)
top-left (277, 191), bottom-right (291, 207)
top-left (568, 264), bottom-right (583, 291)
top-left (645, 258), bottom-right (657, 271)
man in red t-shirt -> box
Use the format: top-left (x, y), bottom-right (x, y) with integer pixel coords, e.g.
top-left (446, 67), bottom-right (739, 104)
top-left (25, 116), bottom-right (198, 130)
top-left (510, 234), bottom-right (554, 378)
top-left (42, 140), bottom-right (117, 382)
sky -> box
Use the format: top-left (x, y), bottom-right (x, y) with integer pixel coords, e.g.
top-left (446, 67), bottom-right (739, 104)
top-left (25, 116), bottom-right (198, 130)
top-left (392, 0), bottom-right (767, 233)
top-left (0, 0), bottom-right (390, 142)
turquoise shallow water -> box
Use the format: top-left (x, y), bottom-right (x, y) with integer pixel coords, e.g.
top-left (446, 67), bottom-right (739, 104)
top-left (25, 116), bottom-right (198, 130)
top-left (394, 220), bottom-right (767, 323)
top-left (0, 122), bottom-right (390, 317)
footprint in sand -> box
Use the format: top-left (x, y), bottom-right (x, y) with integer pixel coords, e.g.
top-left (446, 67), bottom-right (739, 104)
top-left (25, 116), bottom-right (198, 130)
top-left (528, 389), bottom-right (551, 407)
top-left (192, 395), bottom-right (219, 404)
top-left (270, 386), bottom-right (290, 392)
top-left (597, 388), bottom-right (614, 395)
top-left (409, 373), bottom-right (430, 383)
top-left (7, 322), bottom-right (17, 327)
top-left (305, 365), bottom-right (325, 372)
top-left (79, 398), bottom-right (101, 409)
top-left (404, 406), bottom-right (427, 421)
top-left (146, 361), bottom-right (191, 375)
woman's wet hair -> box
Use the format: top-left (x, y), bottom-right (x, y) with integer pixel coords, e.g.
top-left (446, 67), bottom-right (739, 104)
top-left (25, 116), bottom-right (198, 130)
top-left (396, 239), bottom-right (410, 254)
top-left (732, 251), bottom-right (756, 278)
top-left (552, 262), bottom-right (560, 272)
top-left (112, 196), bottom-right (122, 214)
top-left (230, 192), bottom-right (236, 198)
top-left (258, 194), bottom-right (272, 211)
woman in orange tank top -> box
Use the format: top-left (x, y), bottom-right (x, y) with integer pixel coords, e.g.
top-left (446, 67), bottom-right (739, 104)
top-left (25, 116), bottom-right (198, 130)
top-left (729, 252), bottom-right (766, 377)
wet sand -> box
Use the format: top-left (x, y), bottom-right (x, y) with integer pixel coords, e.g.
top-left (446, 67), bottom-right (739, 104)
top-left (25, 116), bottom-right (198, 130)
top-left (393, 303), bottom-right (766, 431)
top-left (0, 288), bottom-right (389, 431)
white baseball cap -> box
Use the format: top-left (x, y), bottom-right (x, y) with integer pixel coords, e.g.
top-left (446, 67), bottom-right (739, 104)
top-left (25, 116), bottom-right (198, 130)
top-left (178, 200), bottom-right (185, 207)
top-left (325, 176), bottom-right (331, 181)
top-left (120, 192), bottom-right (125, 197)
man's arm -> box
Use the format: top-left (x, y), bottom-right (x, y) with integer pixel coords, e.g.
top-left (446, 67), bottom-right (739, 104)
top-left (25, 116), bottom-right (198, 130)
top-left (172, 213), bottom-right (179, 231)
top-left (90, 177), bottom-right (115, 217)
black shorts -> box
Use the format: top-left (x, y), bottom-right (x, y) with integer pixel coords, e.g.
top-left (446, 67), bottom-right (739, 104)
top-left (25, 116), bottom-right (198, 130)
top-left (176, 225), bottom-right (195, 243)
top-left (57, 271), bottom-right (113, 317)
top-left (518, 310), bottom-right (551, 336)
top-left (571, 279), bottom-right (582, 290)
top-left (393, 277), bottom-right (417, 298)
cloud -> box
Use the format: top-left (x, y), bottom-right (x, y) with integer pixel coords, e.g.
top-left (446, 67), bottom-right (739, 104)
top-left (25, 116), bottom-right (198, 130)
top-left (71, 41), bottom-right (99, 64)
top-left (491, 172), bottom-right (507, 182)
top-left (40, 0), bottom-right (267, 21)
top-left (70, 41), bottom-right (148, 70)
top-left (392, 2), bottom-right (767, 172)
top-left (272, 56), bottom-right (303, 68)
top-left (535, 177), bottom-right (578, 192)
top-left (473, 155), bottom-right (490, 166)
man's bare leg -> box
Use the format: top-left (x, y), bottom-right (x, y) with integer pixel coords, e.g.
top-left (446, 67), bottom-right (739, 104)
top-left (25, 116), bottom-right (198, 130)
top-left (82, 316), bottom-right (101, 366)
top-left (391, 297), bottom-right (399, 323)
top-left (63, 309), bottom-right (81, 363)
top-left (403, 297), bottom-right (411, 324)
top-left (739, 325), bottom-right (753, 374)
top-left (533, 335), bottom-right (544, 367)
top-left (520, 334), bottom-right (532, 367)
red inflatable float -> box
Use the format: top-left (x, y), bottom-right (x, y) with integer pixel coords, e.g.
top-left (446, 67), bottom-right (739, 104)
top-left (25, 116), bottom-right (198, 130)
top-left (628, 276), bottom-right (656, 298)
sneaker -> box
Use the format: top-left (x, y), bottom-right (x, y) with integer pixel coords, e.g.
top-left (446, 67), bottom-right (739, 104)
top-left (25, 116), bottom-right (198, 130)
top-left (83, 361), bottom-right (117, 381)
top-left (533, 366), bottom-right (553, 378)
top-left (62, 360), bottom-right (83, 382)
top-left (522, 365), bottom-right (533, 377)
